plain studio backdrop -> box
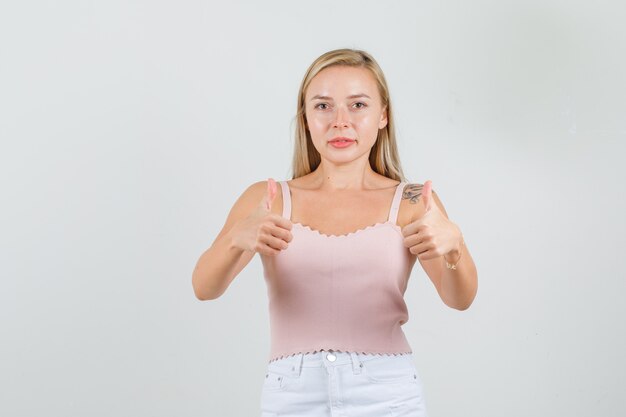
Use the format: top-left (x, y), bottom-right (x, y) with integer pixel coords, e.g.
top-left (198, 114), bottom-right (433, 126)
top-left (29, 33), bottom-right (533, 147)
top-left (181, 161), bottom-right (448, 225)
top-left (1, 1), bottom-right (625, 416)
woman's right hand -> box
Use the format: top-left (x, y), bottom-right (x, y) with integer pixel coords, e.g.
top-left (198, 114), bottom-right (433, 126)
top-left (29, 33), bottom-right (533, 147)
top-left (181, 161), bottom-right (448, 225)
top-left (230, 178), bottom-right (293, 256)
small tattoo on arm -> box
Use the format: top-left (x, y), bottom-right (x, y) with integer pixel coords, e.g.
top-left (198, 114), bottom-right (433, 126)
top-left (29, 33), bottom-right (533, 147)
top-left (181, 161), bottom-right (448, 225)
top-left (402, 183), bottom-right (423, 204)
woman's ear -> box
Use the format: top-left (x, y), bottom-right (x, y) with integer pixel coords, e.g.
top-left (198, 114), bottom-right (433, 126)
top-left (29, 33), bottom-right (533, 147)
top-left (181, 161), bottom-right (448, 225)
top-left (379, 106), bottom-right (388, 129)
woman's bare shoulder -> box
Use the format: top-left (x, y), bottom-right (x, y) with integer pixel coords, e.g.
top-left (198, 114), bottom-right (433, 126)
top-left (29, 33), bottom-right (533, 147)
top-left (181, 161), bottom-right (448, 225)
top-left (399, 182), bottom-right (426, 225)
top-left (238, 179), bottom-right (283, 212)
top-left (211, 179), bottom-right (283, 243)
top-left (399, 181), bottom-right (452, 224)
top-left (401, 182), bottom-right (424, 204)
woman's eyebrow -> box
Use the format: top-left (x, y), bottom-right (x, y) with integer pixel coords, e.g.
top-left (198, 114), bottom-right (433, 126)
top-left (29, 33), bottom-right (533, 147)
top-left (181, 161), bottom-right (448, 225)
top-left (310, 93), bottom-right (371, 101)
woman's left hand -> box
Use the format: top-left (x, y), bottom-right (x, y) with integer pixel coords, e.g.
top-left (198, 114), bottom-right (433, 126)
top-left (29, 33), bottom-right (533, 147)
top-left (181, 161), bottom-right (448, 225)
top-left (401, 180), bottom-right (463, 260)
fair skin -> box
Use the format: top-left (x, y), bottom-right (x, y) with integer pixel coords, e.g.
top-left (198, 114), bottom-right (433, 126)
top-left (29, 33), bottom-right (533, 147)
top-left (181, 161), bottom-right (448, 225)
top-left (192, 65), bottom-right (477, 309)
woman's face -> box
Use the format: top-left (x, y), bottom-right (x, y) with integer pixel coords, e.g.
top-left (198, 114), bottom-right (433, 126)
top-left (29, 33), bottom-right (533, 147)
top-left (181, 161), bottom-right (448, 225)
top-left (304, 65), bottom-right (387, 164)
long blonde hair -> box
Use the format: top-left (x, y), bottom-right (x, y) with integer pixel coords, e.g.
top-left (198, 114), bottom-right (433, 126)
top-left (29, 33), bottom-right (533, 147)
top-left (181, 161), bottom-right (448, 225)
top-left (290, 48), bottom-right (407, 182)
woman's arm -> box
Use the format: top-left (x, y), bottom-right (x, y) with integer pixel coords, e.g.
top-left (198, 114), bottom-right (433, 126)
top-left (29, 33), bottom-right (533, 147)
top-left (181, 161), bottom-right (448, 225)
top-left (417, 190), bottom-right (478, 310)
top-left (191, 181), bottom-right (266, 300)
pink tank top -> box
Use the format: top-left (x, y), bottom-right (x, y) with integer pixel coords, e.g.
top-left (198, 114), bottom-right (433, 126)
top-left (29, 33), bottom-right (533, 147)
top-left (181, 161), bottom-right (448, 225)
top-left (261, 180), bottom-right (415, 363)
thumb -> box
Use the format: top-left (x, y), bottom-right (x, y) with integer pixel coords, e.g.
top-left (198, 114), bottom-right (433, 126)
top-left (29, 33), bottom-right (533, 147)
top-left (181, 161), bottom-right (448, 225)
top-left (422, 180), bottom-right (434, 212)
top-left (263, 178), bottom-right (278, 211)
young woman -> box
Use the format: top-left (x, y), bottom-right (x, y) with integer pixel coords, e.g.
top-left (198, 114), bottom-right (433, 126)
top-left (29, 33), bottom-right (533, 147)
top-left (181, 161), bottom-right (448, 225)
top-left (192, 48), bottom-right (478, 417)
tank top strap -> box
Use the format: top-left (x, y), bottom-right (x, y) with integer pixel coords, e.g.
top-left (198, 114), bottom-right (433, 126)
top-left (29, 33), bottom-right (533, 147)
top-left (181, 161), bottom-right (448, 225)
top-left (387, 181), bottom-right (406, 224)
top-left (278, 180), bottom-right (292, 220)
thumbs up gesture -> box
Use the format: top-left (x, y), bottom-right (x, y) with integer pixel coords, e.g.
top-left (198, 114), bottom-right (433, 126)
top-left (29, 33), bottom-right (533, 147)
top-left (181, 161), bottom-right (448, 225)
top-left (401, 180), bottom-right (463, 261)
top-left (230, 178), bottom-right (293, 256)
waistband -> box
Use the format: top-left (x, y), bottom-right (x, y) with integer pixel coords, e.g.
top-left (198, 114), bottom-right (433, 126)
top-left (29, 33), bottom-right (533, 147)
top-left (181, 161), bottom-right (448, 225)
top-left (267, 350), bottom-right (414, 377)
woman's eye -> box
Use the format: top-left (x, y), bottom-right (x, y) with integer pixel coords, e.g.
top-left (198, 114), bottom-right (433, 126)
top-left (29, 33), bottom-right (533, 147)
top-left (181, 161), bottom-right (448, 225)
top-left (314, 102), bottom-right (366, 110)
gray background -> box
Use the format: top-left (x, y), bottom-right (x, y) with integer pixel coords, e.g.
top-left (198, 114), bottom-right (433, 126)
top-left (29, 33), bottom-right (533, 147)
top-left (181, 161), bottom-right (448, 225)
top-left (1, 0), bottom-right (625, 416)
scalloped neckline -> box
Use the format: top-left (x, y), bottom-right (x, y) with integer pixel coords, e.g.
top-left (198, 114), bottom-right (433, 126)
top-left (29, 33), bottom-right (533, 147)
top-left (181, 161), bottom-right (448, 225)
top-left (292, 221), bottom-right (401, 239)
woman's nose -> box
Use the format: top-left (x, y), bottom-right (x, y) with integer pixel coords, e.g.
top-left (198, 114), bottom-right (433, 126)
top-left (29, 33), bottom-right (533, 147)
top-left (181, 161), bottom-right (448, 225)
top-left (332, 106), bottom-right (350, 128)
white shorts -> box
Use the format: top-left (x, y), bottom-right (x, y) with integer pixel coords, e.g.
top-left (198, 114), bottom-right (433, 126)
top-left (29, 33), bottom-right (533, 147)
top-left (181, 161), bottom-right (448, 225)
top-left (260, 350), bottom-right (429, 417)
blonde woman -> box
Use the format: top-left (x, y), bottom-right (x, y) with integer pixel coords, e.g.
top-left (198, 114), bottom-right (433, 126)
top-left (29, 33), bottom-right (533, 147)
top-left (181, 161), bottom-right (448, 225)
top-left (192, 48), bottom-right (478, 417)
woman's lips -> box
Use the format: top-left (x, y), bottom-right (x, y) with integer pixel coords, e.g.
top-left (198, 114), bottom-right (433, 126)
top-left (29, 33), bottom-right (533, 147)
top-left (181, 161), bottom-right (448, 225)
top-left (329, 139), bottom-right (355, 148)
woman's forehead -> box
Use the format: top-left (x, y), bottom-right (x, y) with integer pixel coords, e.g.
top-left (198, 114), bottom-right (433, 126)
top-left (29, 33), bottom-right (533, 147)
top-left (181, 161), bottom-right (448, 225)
top-left (306, 66), bottom-right (378, 100)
